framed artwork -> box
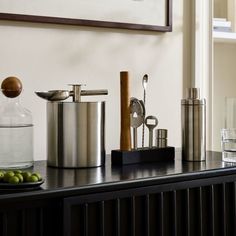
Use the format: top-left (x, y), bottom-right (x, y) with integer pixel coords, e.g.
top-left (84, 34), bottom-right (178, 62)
top-left (0, 0), bottom-right (172, 32)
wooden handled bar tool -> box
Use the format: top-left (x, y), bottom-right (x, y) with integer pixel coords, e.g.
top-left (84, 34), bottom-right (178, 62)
top-left (120, 71), bottom-right (131, 151)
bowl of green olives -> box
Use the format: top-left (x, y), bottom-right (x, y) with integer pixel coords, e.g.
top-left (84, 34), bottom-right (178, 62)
top-left (0, 170), bottom-right (44, 189)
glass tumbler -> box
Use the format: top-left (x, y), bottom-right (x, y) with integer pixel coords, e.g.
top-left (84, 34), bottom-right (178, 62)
top-left (221, 97), bottom-right (236, 162)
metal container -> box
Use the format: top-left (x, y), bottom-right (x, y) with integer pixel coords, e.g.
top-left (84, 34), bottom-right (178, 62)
top-left (156, 129), bottom-right (168, 148)
top-left (181, 88), bottom-right (206, 161)
top-left (47, 101), bottom-right (105, 168)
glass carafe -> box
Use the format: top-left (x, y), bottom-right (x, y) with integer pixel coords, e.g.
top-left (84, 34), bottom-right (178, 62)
top-left (0, 77), bottom-right (33, 168)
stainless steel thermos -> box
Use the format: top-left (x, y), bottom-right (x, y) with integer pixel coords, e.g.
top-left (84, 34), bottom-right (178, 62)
top-left (181, 88), bottom-right (206, 161)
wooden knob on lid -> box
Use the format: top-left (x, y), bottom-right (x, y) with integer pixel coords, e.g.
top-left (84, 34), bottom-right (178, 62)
top-left (1, 76), bottom-right (22, 98)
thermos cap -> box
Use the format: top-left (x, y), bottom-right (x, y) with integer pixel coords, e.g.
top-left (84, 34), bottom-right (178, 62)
top-left (181, 88), bottom-right (206, 105)
top-left (187, 88), bottom-right (199, 99)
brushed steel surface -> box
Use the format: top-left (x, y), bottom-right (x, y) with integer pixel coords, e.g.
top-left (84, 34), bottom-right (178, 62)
top-left (70, 84), bottom-right (82, 102)
top-left (35, 88), bottom-right (108, 102)
top-left (181, 95), bottom-right (206, 161)
top-left (156, 138), bottom-right (167, 148)
top-left (47, 101), bottom-right (105, 168)
top-left (142, 74), bottom-right (148, 148)
top-left (130, 98), bottom-right (145, 149)
top-left (80, 90), bottom-right (108, 96)
top-left (35, 90), bottom-right (70, 101)
top-left (156, 129), bottom-right (168, 139)
top-left (187, 87), bottom-right (199, 99)
top-left (145, 116), bottom-right (158, 148)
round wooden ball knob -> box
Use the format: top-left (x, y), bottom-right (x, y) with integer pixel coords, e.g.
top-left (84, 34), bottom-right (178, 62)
top-left (1, 76), bottom-right (22, 98)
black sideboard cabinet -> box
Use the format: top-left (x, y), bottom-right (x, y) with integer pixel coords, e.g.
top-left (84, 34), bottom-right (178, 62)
top-left (0, 151), bottom-right (236, 236)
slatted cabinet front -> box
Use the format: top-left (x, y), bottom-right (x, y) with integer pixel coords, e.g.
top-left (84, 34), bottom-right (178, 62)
top-left (63, 180), bottom-right (236, 236)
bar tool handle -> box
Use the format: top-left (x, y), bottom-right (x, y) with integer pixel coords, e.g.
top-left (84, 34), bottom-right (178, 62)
top-left (120, 71), bottom-right (131, 151)
top-left (69, 84), bottom-right (108, 102)
top-left (81, 90), bottom-right (108, 96)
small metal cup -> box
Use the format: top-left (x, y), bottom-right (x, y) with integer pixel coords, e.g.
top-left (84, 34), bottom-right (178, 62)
top-left (156, 129), bottom-right (168, 148)
top-left (156, 138), bottom-right (167, 148)
top-left (156, 129), bottom-right (167, 139)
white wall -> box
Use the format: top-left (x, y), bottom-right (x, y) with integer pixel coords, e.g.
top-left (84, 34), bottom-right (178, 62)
top-left (214, 0), bottom-right (227, 18)
top-left (0, 0), bottom-right (190, 160)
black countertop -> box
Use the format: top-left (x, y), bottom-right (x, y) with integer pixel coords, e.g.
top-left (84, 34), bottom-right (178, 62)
top-left (1, 151), bottom-right (236, 200)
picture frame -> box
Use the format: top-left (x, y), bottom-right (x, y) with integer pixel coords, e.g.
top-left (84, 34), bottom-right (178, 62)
top-left (0, 0), bottom-right (172, 32)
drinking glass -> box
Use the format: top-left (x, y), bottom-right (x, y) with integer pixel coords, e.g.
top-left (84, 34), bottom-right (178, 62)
top-left (221, 97), bottom-right (236, 162)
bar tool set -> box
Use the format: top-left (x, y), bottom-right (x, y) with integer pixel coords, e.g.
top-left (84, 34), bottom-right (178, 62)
top-left (112, 71), bottom-right (175, 165)
top-left (36, 84), bottom-right (108, 168)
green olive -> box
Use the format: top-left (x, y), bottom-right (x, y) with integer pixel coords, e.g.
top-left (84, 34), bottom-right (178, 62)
top-left (27, 175), bottom-right (39, 183)
top-left (0, 171), bottom-right (5, 181)
top-left (1, 170), bottom-right (44, 183)
top-left (3, 171), bottom-right (15, 182)
top-left (8, 176), bottom-right (19, 184)
top-left (32, 173), bottom-right (42, 181)
top-left (22, 171), bottom-right (31, 182)
top-left (15, 173), bottom-right (23, 183)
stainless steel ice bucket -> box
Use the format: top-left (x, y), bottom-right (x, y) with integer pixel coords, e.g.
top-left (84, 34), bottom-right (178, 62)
top-left (47, 101), bottom-right (105, 168)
